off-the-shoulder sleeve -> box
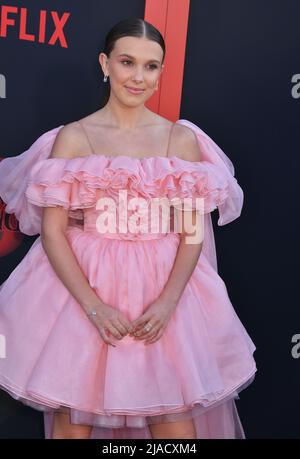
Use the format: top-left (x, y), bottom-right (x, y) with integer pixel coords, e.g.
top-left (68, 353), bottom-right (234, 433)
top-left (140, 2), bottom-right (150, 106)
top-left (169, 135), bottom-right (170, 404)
top-left (24, 157), bottom-right (97, 210)
top-left (0, 125), bottom-right (84, 236)
top-left (175, 119), bottom-right (244, 226)
top-left (172, 119), bottom-right (245, 273)
top-left (147, 157), bottom-right (231, 217)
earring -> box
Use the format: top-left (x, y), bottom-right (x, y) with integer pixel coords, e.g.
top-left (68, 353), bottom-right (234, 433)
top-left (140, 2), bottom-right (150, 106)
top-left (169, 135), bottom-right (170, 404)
top-left (103, 74), bottom-right (108, 82)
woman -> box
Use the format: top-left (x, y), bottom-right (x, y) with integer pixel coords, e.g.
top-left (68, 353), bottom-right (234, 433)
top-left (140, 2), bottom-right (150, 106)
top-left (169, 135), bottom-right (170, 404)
top-left (0, 18), bottom-right (256, 439)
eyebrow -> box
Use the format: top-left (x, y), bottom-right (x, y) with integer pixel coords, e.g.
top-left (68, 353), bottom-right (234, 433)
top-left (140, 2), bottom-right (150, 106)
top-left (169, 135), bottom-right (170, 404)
top-left (117, 54), bottom-right (161, 64)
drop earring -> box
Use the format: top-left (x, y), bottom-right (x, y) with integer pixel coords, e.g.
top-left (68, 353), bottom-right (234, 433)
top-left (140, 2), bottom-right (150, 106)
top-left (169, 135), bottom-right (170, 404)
top-left (103, 74), bottom-right (108, 82)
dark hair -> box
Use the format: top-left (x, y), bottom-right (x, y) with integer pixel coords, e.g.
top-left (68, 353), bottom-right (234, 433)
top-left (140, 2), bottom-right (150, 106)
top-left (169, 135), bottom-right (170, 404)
top-left (100, 17), bottom-right (166, 107)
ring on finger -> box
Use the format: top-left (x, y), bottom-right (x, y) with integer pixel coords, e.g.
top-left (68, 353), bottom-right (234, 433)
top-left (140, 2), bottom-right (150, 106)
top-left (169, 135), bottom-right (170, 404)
top-left (144, 322), bottom-right (153, 332)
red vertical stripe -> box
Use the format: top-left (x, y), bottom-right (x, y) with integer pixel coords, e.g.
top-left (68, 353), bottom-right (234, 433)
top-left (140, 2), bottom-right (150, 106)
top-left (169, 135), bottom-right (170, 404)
top-left (144, 0), bottom-right (190, 121)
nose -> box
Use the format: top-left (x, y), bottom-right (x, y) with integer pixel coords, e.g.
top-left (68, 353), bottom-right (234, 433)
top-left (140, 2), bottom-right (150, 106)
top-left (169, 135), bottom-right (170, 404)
top-left (132, 67), bottom-right (144, 83)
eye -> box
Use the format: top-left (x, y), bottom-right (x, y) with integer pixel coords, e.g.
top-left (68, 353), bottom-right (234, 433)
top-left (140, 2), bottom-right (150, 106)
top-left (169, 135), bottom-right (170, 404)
top-left (121, 60), bottom-right (158, 70)
top-left (121, 60), bottom-right (132, 65)
top-left (121, 60), bottom-right (133, 66)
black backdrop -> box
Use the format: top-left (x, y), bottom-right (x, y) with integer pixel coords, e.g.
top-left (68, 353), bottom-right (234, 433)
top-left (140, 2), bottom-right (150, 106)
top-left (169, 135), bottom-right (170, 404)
top-left (0, 0), bottom-right (299, 439)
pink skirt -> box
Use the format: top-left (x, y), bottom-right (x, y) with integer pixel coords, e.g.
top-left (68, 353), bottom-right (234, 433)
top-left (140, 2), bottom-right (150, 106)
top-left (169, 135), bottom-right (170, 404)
top-left (0, 226), bottom-right (256, 439)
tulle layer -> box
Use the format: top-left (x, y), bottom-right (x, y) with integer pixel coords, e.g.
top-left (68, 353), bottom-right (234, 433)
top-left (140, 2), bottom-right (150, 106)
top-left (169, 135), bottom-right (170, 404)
top-left (24, 153), bottom-right (231, 216)
top-left (1, 378), bottom-right (254, 439)
top-left (0, 227), bottom-right (256, 438)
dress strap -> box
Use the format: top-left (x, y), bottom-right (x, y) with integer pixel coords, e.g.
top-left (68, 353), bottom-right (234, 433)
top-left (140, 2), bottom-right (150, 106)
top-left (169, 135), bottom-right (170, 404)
top-left (76, 120), bottom-right (95, 155)
top-left (165, 121), bottom-right (177, 158)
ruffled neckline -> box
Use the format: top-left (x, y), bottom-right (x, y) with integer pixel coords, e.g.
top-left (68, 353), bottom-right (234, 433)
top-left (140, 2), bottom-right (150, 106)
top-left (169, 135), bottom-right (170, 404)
top-left (37, 153), bottom-right (225, 186)
top-left (25, 149), bottom-right (230, 219)
top-left (41, 151), bottom-right (215, 177)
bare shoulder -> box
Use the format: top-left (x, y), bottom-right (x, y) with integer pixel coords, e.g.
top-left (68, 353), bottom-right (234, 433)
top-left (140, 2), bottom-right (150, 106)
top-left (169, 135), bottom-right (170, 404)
top-left (170, 123), bottom-right (202, 162)
top-left (49, 121), bottom-right (88, 159)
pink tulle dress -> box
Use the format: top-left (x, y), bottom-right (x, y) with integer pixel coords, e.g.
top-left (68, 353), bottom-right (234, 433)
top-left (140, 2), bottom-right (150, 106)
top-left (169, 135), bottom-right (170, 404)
top-left (0, 119), bottom-right (256, 439)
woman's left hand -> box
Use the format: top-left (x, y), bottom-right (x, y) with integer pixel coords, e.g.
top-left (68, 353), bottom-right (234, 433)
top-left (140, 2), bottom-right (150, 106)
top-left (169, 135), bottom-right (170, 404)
top-left (129, 297), bottom-right (178, 345)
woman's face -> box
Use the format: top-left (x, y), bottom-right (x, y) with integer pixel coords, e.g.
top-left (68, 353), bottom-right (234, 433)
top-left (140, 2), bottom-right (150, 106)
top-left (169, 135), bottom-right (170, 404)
top-left (99, 36), bottom-right (164, 107)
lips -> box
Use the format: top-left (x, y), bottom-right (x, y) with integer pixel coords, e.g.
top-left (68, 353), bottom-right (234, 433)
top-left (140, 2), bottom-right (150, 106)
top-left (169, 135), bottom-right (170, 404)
top-left (125, 86), bottom-right (145, 94)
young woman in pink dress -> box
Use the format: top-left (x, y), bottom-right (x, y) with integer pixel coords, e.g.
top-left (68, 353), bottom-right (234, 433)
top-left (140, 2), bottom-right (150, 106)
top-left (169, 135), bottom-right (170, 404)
top-left (0, 18), bottom-right (256, 439)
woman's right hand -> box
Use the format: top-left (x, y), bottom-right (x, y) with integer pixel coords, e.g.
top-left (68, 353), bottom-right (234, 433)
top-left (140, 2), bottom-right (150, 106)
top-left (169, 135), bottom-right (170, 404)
top-left (87, 302), bottom-right (133, 347)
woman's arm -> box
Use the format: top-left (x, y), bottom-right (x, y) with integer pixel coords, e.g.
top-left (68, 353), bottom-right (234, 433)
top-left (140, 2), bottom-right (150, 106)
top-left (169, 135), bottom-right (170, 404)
top-left (159, 125), bottom-right (204, 307)
top-left (159, 209), bottom-right (203, 307)
top-left (41, 124), bottom-right (101, 313)
top-left (41, 207), bottom-right (102, 312)
top-left (40, 124), bottom-right (133, 346)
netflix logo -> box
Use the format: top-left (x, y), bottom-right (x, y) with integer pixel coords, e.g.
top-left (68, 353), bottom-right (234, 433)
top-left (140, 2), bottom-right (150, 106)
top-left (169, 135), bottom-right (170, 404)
top-left (0, 4), bottom-right (71, 48)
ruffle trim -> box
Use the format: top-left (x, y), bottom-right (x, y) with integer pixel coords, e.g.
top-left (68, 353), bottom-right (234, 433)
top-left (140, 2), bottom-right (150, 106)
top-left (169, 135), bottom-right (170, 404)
top-left (0, 368), bottom-right (256, 429)
top-left (25, 154), bottom-right (231, 214)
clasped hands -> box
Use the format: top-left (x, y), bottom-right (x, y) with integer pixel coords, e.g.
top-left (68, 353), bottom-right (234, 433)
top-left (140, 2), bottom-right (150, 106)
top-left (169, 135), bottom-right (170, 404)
top-left (129, 296), bottom-right (178, 345)
top-left (90, 296), bottom-right (177, 347)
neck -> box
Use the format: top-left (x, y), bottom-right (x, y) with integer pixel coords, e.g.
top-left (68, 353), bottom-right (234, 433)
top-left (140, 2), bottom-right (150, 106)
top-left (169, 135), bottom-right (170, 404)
top-left (99, 97), bottom-right (153, 130)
